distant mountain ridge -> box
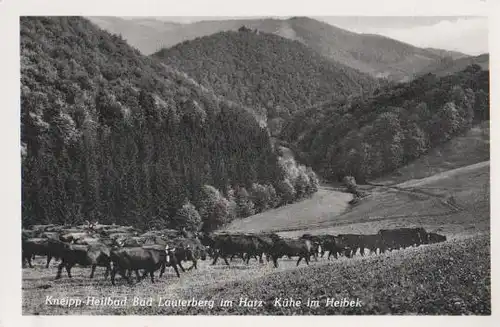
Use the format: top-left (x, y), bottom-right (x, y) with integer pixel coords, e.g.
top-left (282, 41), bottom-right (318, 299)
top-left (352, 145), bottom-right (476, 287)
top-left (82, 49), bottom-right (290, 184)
top-left (88, 16), bottom-right (471, 82)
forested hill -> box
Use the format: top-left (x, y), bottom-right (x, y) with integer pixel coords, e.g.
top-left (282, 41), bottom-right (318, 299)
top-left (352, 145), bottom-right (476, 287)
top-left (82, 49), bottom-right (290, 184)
top-left (21, 17), bottom-right (320, 231)
top-left (91, 16), bottom-right (465, 82)
top-left (153, 27), bottom-right (379, 135)
top-left (282, 65), bottom-right (490, 182)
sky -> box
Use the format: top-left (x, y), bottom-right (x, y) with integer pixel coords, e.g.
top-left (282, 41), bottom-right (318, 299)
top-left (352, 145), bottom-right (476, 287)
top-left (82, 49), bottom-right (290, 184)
top-left (145, 16), bottom-right (488, 55)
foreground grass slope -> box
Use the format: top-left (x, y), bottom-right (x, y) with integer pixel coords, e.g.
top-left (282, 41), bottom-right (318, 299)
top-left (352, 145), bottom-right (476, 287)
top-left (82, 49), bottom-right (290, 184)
top-left (166, 234), bottom-right (490, 315)
top-left (23, 234), bottom-right (489, 315)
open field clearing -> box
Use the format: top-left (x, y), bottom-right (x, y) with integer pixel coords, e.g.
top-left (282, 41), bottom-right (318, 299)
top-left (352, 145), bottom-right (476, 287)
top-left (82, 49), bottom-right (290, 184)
top-left (224, 188), bottom-right (352, 233)
top-left (373, 122), bottom-right (489, 186)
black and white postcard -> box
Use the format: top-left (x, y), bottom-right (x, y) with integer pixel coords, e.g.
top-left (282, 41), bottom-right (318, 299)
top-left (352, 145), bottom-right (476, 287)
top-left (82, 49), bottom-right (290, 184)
top-left (0, 0), bottom-right (497, 325)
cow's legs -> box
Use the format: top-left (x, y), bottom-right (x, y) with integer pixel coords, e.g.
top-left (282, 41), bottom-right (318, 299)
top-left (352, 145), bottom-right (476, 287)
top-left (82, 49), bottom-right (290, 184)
top-left (46, 255), bottom-right (52, 268)
top-left (305, 255), bottom-right (310, 265)
top-left (172, 263), bottom-right (180, 277)
top-left (104, 265), bottom-right (110, 279)
top-left (211, 252), bottom-right (220, 265)
top-left (222, 255), bottom-right (230, 266)
top-left (187, 259), bottom-right (197, 271)
top-left (65, 263), bottom-right (73, 278)
top-left (177, 262), bottom-right (187, 272)
top-left (149, 270), bottom-right (155, 283)
top-left (110, 266), bottom-right (117, 285)
top-left (55, 262), bottom-right (65, 279)
top-left (272, 256), bottom-right (279, 268)
top-left (159, 263), bottom-right (166, 277)
top-left (90, 264), bottom-right (97, 279)
top-left (296, 256), bottom-right (302, 266)
top-left (26, 254), bottom-right (33, 268)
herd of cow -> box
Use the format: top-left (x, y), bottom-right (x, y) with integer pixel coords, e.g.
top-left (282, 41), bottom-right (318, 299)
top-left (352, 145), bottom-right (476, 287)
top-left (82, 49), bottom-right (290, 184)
top-left (22, 221), bottom-right (447, 286)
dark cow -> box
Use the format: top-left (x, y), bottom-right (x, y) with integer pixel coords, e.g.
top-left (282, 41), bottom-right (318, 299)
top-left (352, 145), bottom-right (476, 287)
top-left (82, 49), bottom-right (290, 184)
top-left (250, 233), bottom-right (281, 263)
top-left (53, 240), bottom-right (112, 279)
top-left (22, 238), bottom-right (62, 268)
top-left (299, 234), bottom-right (323, 261)
top-left (310, 234), bottom-right (347, 260)
top-left (359, 234), bottom-right (385, 255)
top-left (110, 245), bottom-right (179, 285)
top-left (169, 238), bottom-right (207, 270)
top-left (378, 228), bottom-right (428, 251)
top-left (427, 232), bottom-right (447, 244)
top-left (200, 233), bottom-right (260, 266)
top-left (268, 238), bottom-right (315, 268)
top-left (337, 234), bottom-right (364, 257)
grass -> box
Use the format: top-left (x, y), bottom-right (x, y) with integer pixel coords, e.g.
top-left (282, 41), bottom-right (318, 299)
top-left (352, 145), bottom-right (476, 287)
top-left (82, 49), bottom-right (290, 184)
top-left (163, 234), bottom-right (491, 315)
top-left (223, 188), bottom-right (352, 233)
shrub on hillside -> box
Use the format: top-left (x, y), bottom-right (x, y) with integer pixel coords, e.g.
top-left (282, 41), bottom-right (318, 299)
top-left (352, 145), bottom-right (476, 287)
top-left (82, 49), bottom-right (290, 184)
top-left (234, 186), bottom-right (255, 218)
top-left (250, 183), bottom-right (272, 213)
top-left (275, 178), bottom-right (296, 205)
top-left (197, 185), bottom-right (232, 231)
top-left (172, 200), bottom-right (202, 231)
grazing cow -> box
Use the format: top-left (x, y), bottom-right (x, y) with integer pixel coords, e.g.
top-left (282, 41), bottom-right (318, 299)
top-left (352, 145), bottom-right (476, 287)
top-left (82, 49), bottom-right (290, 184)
top-left (22, 238), bottom-right (61, 268)
top-left (337, 234), bottom-right (364, 257)
top-left (110, 245), bottom-right (179, 285)
top-left (268, 238), bottom-right (315, 268)
top-left (359, 234), bottom-right (385, 255)
top-left (299, 234), bottom-right (324, 261)
top-left (311, 234), bottom-right (347, 260)
top-left (169, 238), bottom-right (207, 270)
top-left (378, 228), bottom-right (427, 251)
top-left (200, 233), bottom-right (259, 266)
top-left (427, 232), bottom-right (447, 244)
top-left (53, 240), bottom-right (112, 279)
top-left (250, 233), bottom-right (281, 263)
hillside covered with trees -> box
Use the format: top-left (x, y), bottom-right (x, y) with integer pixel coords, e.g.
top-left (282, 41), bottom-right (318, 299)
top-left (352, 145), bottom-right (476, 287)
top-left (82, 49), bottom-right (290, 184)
top-left (21, 16), bottom-right (320, 231)
top-left (91, 16), bottom-right (462, 82)
top-left (282, 65), bottom-right (490, 182)
top-left (153, 27), bottom-right (379, 135)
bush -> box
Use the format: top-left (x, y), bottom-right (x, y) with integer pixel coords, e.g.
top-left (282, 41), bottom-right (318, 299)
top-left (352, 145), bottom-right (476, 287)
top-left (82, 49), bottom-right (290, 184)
top-left (275, 178), bottom-right (296, 205)
top-left (172, 201), bottom-right (202, 231)
top-left (197, 185), bottom-right (231, 231)
top-left (234, 186), bottom-right (255, 218)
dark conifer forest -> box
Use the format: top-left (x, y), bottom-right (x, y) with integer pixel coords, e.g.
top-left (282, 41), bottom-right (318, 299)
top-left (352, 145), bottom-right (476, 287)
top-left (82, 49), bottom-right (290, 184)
top-left (21, 17), bottom-right (319, 231)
